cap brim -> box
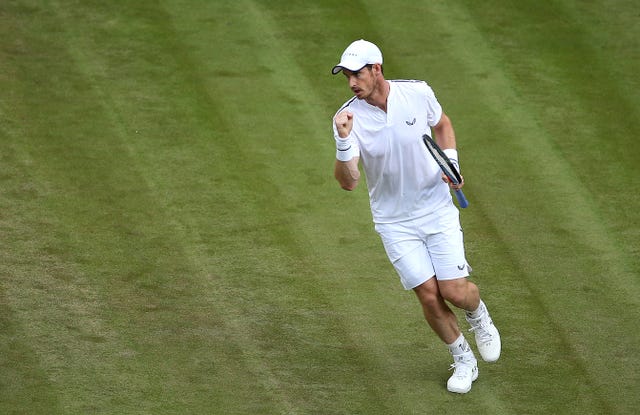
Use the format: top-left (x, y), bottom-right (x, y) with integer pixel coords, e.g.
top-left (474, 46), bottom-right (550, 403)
top-left (331, 65), bottom-right (345, 75)
top-left (331, 63), bottom-right (367, 75)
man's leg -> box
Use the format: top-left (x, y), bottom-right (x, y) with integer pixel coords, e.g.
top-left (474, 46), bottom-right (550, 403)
top-left (413, 278), bottom-right (478, 393)
top-left (413, 277), bottom-right (460, 343)
top-left (438, 278), bottom-right (501, 363)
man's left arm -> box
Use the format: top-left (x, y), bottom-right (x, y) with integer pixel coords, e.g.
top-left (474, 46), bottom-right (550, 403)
top-left (433, 112), bottom-right (463, 189)
top-left (433, 112), bottom-right (456, 150)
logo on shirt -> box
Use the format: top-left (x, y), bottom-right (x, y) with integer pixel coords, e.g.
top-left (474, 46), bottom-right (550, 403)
top-left (405, 118), bottom-right (416, 126)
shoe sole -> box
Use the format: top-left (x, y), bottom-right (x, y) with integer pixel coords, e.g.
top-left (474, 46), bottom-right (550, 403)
top-left (447, 386), bottom-right (471, 394)
top-left (481, 352), bottom-right (501, 363)
top-left (448, 385), bottom-right (472, 394)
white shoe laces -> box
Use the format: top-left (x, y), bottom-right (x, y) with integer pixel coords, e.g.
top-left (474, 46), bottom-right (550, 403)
top-left (468, 318), bottom-right (494, 344)
top-left (449, 360), bottom-right (474, 378)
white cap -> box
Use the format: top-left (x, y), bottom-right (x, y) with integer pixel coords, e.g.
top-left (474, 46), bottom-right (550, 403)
top-left (331, 39), bottom-right (383, 75)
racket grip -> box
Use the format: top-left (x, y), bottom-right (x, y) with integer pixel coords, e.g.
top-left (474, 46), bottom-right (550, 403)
top-left (454, 189), bottom-right (469, 208)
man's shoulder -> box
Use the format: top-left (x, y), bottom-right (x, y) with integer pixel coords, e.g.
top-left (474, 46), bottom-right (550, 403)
top-left (390, 79), bottom-right (427, 84)
top-left (390, 79), bottom-right (429, 92)
top-left (334, 96), bottom-right (357, 114)
top-left (390, 79), bottom-right (438, 103)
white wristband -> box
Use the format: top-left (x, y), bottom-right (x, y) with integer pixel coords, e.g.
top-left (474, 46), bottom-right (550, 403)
top-left (335, 136), bottom-right (353, 151)
top-left (443, 148), bottom-right (460, 172)
top-left (335, 135), bottom-right (358, 161)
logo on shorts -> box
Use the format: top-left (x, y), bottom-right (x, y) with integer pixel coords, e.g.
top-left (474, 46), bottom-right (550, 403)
top-left (457, 264), bottom-right (465, 270)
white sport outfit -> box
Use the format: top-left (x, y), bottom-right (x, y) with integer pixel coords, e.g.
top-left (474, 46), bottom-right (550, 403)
top-left (333, 80), bottom-right (470, 289)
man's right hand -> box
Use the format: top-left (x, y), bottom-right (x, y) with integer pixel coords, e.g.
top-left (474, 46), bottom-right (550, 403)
top-left (334, 111), bottom-right (354, 138)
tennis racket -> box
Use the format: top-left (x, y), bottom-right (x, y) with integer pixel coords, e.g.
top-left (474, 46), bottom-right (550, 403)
top-left (422, 134), bottom-right (469, 208)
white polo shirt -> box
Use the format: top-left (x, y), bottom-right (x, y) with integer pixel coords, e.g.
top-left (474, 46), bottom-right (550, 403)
top-left (333, 80), bottom-right (455, 224)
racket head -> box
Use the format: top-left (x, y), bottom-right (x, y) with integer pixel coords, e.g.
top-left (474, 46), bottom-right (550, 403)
top-left (422, 134), bottom-right (463, 184)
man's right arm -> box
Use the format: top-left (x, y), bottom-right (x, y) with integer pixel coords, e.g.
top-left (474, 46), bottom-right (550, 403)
top-left (333, 110), bottom-right (360, 191)
top-left (334, 157), bottom-right (360, 191)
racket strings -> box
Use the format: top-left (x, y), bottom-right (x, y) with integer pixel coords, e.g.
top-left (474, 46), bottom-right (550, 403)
top-left (424, 141), bottom-right (458, 184)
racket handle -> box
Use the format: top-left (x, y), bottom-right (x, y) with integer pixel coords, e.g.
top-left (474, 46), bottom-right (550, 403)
top-left (454, 189), bottom-right (469, 208)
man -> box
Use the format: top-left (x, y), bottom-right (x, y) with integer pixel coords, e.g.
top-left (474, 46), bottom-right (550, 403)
top-left (330, 39), bottom-right (501, 394)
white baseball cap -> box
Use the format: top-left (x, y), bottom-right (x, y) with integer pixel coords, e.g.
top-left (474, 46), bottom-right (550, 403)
top-left (331, 39), bottom-right (383, 75)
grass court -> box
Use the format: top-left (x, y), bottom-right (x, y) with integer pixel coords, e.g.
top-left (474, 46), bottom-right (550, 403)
top-left (1, 0), bottom-right (639, 413)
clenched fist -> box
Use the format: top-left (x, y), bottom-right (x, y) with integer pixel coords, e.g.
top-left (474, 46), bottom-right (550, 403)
top-left (334, 111), bottom-right (353, 138)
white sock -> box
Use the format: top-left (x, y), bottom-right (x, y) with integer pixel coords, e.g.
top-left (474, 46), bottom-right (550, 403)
top-left (447, 333), bottom-right (472, 356)
top-left (466, 300), bottom-right (487, 319)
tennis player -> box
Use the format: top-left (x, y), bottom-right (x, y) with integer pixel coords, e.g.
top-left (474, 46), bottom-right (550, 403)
top-left (330, 39), bottom-right (501, 394)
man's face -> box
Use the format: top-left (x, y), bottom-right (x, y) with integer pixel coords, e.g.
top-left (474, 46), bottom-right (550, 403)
top-left (342, 66), bottom-right (375, 100)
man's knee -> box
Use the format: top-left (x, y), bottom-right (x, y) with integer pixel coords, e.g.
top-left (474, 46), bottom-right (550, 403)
top-left (438, 278), bottom-right (477, 308)
top-left (413, 277), bottom-right (444, 309)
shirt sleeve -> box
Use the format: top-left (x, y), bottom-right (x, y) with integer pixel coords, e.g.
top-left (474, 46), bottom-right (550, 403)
top-left (423, 83), bottom-right (443, 127)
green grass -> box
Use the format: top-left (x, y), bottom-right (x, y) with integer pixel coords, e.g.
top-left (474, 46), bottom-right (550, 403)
top-left (1, 0), bottom-right (638, 413)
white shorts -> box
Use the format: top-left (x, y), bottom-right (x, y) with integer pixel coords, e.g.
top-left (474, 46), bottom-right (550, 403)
top-left (375, 211), bottom-right (471, 290)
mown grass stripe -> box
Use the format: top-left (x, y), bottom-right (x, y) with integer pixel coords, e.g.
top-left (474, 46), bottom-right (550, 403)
top-left (0, 135), bottom-right (66, 414)
top-left (47, 2), bottom-right (296, 413)
top-left (0, 4), bottom-right (152, 412)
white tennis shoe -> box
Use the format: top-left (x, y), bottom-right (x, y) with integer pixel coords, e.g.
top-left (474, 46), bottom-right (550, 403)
top-left (447, 352), bottom-right (478, 394)
top-left (466, 313), bottom-right (501, 362)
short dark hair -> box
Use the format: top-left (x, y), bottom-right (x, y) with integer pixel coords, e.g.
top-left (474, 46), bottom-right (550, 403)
top-left (364, 64), bottom-right (384, 75)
